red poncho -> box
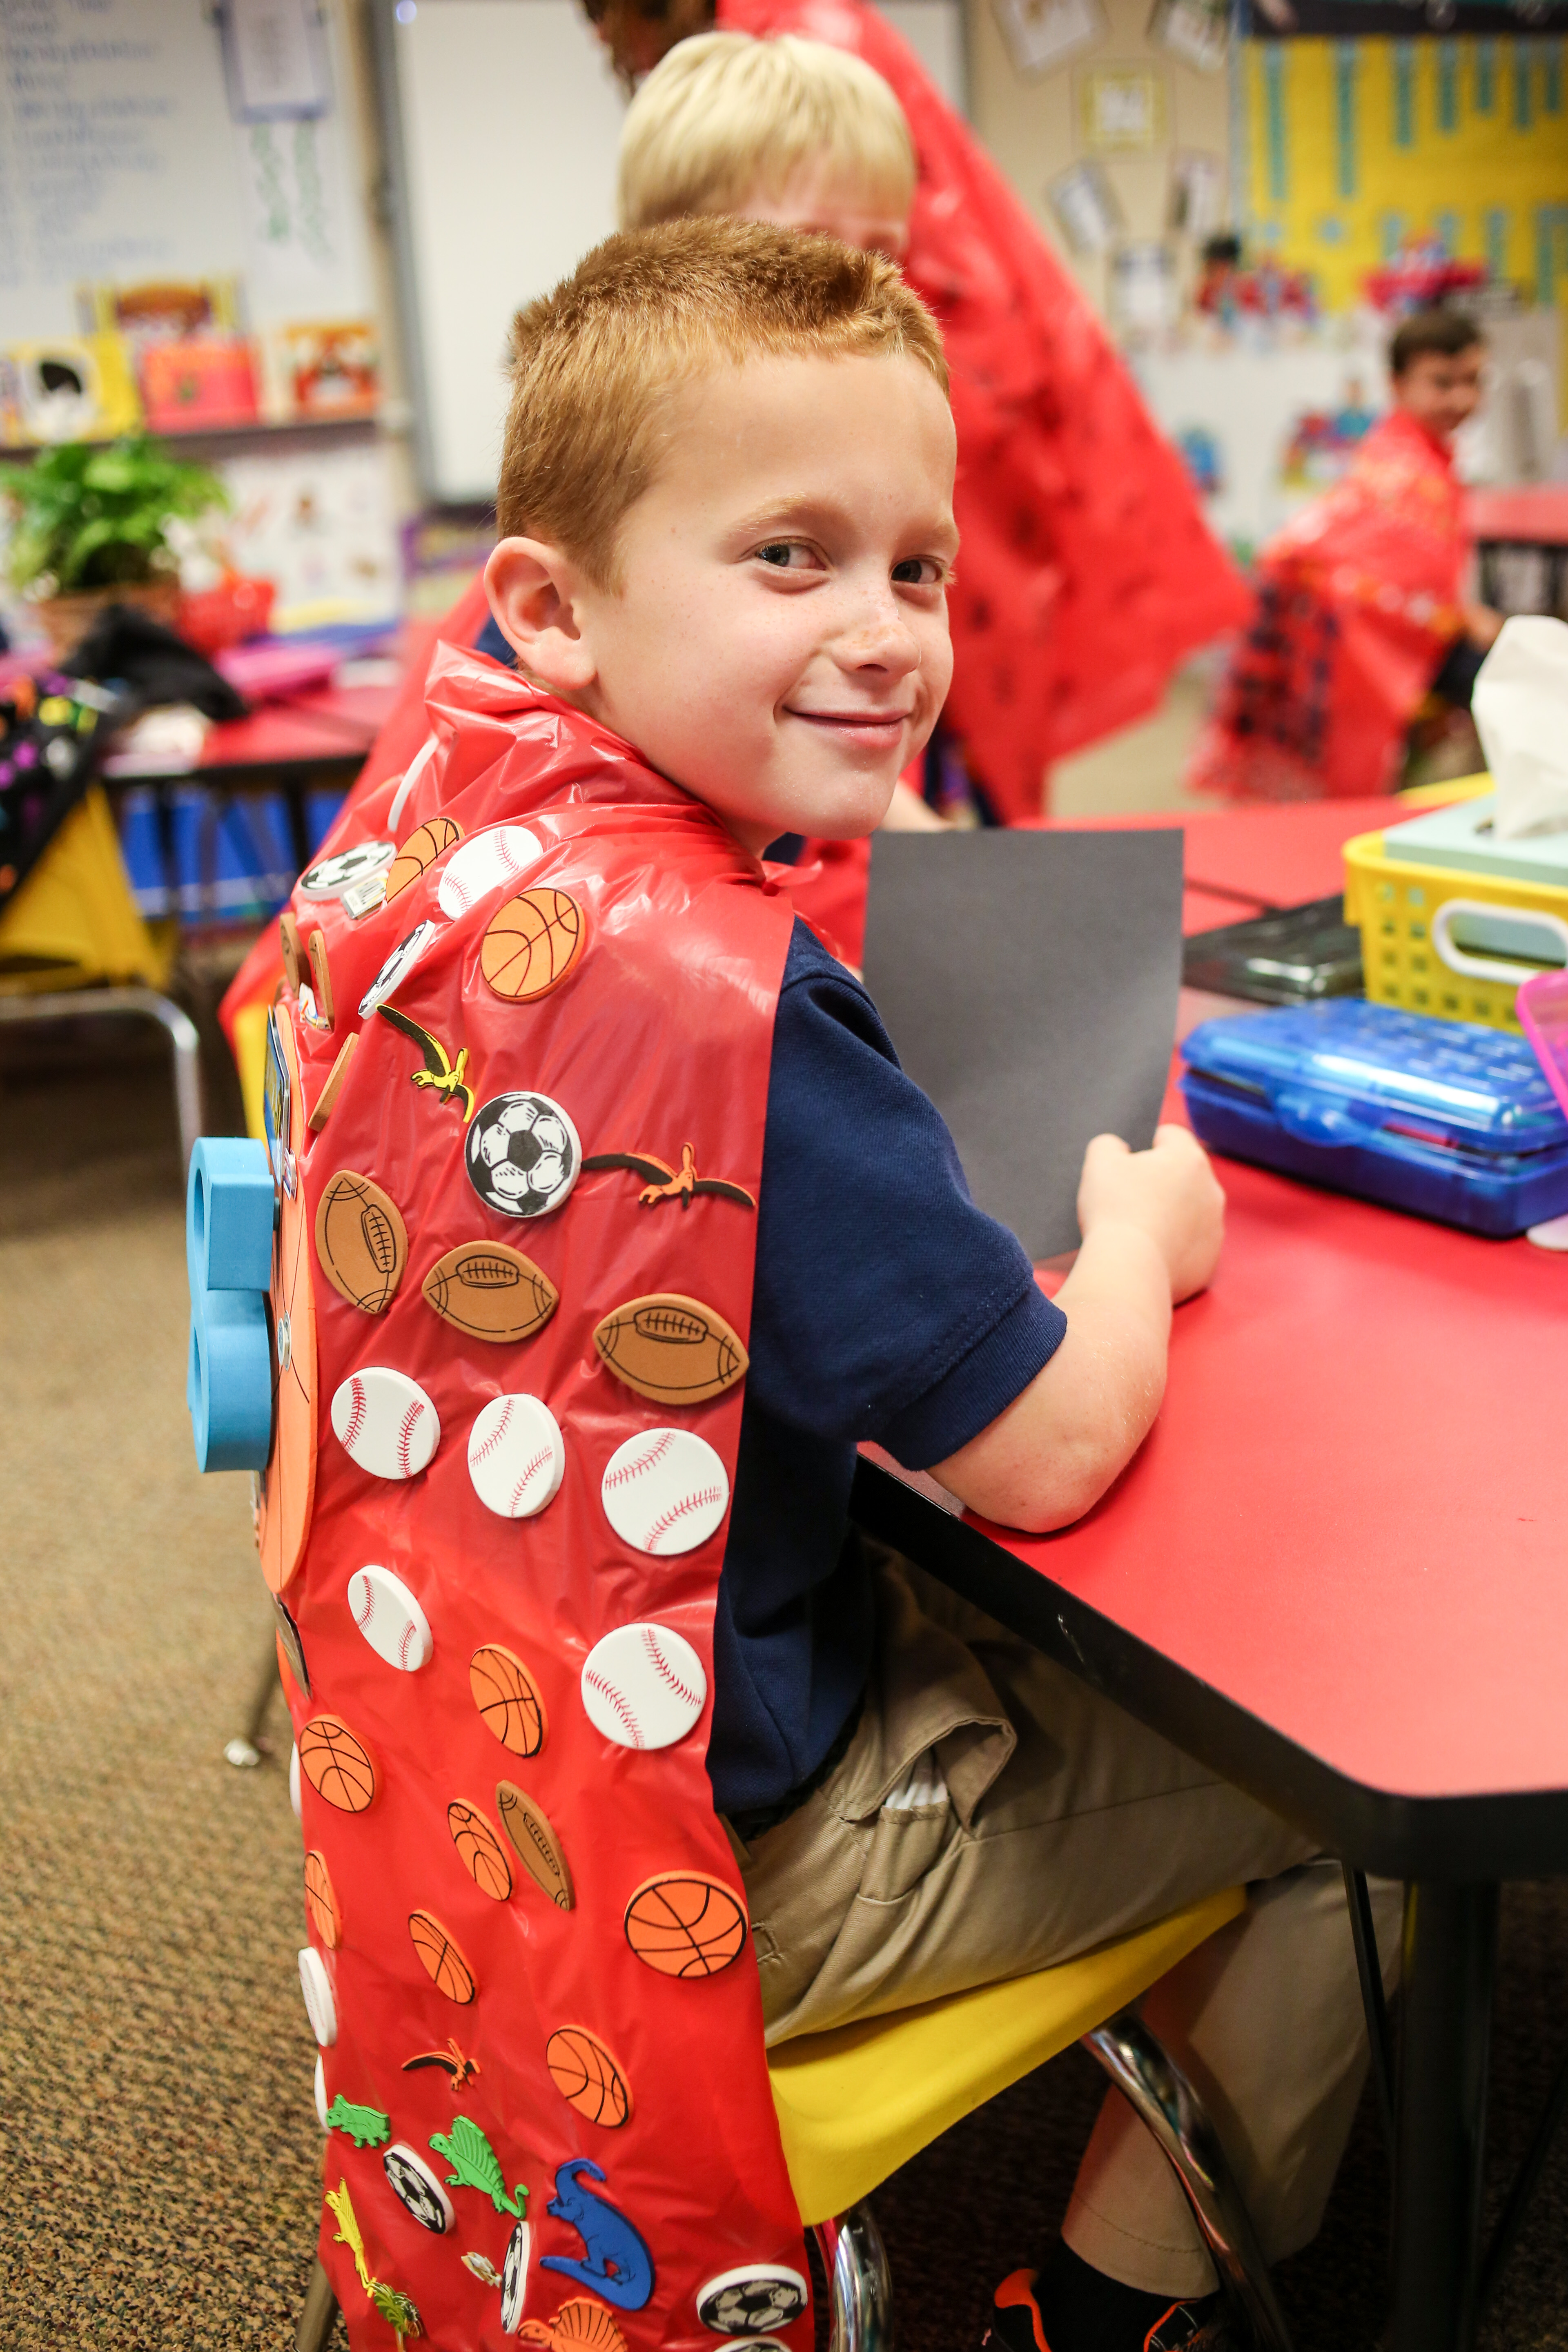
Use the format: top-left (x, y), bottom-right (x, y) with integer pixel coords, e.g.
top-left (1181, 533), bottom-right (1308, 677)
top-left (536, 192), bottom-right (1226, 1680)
top-left (1186, 409), bottom-right (1470, 802)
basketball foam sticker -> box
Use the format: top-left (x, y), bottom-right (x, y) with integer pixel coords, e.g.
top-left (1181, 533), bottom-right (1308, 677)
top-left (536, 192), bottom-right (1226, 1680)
top-left (496, 1780), bottom-right (573, 1911)
top-left (303, 1850), bottom-right (342, 1948)
top-left (546, 2027), bottom-right (632, 2128)
top-left (437, 825), bottom-right (544, 919)
top-left (696, 2263), bottom-right (811, 2336)
top-left (347, 1564), bottom-right (434, 1671)
top-left (470, 1644), bottom-right (548, 1757)
top-left (331, 1366), bottom-right (439, 1480)
top-left (298, 1944), bottom-right (337, 2047)
top-left (298, 1714), bottom-right (378, 1813)
top-left (468, 1393), bottom-right (565, 1519)
top-left (466, 1090), bottom-right (581, 1221)
top-left (482, 886), bottom-right (586, 1002)
top-left (273, 1594), bottom-right (310, 1695)
top-left (593, 1293), bottom-right (748, 1407)
top-left (601, 1428), bottom-right (730, 1556)
top-left (624, 1872), bottom-right (748, 1980)
top-left (580, 1622), bottom-right (707, 1751)
top-left (422, 1241), bottom-right (558, 1345)
top-left (258, 1003), bottom-right (316, 1595)
top-left (447, 1799), bottom-right (513, 1901)
top-left (409, 1910), bottom-right (477, 2003)
top-left (383, 2141), bottom-right (456, 2235)
top-left (314, 1170), bottom-right (407, 1314)
top-left (386, 815), bottom-right (462, 904)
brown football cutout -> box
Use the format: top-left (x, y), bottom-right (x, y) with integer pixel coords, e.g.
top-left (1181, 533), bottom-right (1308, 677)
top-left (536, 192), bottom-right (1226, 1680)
top-left (592, 1293), bottom-right (748, 1405)
top-left (496, 1780), bottom-right (574, 1911)
top-left (315, 1170), bottom-right (408, 1313)
top-left (386, 815), bottom-right (463, 904)
top-left (308, 1032), bottom-right (357, 1133)
top-left (279, 911), bottom-right (304, 995)
top-left (422, 1242), bottom-right (558, 1344)
top-left (306, 928), bottom-right (334, 1029)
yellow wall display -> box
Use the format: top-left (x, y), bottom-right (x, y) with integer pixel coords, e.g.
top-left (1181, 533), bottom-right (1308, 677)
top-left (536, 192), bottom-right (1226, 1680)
top-left (1240, 35), bottom-right (1568, 314)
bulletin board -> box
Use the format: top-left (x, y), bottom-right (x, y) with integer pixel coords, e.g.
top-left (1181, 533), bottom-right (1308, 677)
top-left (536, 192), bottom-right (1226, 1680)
top-left (372, 0), bottom-right (968, 504)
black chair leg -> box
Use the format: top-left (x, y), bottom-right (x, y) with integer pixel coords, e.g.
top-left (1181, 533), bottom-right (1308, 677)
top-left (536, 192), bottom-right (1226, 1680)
top-left (296, 2256), bottom-right (340, 2352)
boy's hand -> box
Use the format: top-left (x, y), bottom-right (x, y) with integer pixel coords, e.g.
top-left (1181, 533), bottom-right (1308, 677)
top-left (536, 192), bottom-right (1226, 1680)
top-left (1077, 1125), bottom-right (1225, 1304)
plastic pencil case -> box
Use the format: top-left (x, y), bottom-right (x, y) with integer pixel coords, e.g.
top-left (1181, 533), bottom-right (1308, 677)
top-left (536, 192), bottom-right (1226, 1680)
top-left (1180, 999), bottom-right (1568, 1236)
top-left (1344, 777), bottom-right (1568, 1036)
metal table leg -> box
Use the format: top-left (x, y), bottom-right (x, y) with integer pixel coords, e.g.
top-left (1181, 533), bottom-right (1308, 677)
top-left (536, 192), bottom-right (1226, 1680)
top-left (1389, 1882), bottom-right (1498, 2352)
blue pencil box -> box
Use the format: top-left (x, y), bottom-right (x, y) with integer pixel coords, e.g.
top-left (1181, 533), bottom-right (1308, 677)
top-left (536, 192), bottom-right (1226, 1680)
top-left (1179, 1000), bottom-right (1568, 1236)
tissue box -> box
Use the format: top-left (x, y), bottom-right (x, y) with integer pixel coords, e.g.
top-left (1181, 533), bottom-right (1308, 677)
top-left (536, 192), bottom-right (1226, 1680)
top-left (1180, 1000), bottom-right (1568, 1235)
top-left (1344, 777), bottom-right (1568, 1034)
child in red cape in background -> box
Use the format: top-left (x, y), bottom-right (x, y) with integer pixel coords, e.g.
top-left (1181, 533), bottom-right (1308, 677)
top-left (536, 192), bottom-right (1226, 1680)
top-left (1186, 307), bottom-right (1503, 801)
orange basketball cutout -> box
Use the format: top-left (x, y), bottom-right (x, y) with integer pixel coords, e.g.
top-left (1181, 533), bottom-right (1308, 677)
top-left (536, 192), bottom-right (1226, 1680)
top-left (470, 1645), bottom-right (547, 1758)
top-left (258, 1005), bottom-right (318, 1596)
top-left (448, 1800), bottom-right (513, 1902)
top-left (298, 1715), bottom-right (378, 1814)
top-left (304, 1851), bottom-right (343, 1948)
top-left (624, 1873), bottom-right (748, 1980)
top-left (314, 1170), bottom-right (408, 1314)
top-left (546, 2028), bottom-right (632, 2128)
top-left (385, 815), bottom-right (463, 903)
top-left (481, 888), bottom-right (586, 1003)
top-left (408, 1911), bottom-right (477, 2003)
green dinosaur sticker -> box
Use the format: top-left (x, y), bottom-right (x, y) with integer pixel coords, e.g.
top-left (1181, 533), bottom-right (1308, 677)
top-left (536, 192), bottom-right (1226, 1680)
top-left (326, 2094), bottom-right (391, 2149)
top-left (429, 2115), bottom-right (528, 2218)
top-left (370, 2278), bottom-right (423, 2336)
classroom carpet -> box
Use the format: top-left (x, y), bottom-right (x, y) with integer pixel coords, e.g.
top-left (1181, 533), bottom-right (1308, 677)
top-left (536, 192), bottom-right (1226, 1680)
top-left (5, 1026), bottom-right (1568, 2351)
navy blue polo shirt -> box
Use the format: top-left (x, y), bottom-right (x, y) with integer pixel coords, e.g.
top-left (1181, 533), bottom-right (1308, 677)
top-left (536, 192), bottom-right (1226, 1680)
top-left (474, 612), bottom-right (1068, 1815)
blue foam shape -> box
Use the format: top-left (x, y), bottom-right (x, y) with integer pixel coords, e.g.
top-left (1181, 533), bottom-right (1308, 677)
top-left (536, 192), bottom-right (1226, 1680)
top-left (187, 1136), bottom-right (274, 1296)
top-left (188, 1287), bottom-right (273, 1472)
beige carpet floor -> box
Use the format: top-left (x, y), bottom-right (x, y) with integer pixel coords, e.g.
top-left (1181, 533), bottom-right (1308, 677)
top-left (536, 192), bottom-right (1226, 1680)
top-left (5, 1011), bottom-right (1568, 2351)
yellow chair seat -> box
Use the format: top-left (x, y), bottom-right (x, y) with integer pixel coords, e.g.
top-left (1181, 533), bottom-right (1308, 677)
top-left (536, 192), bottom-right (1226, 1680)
top-left (0, 787), bottom-right (171, 995)
top-left (768, 1887), bottom-right (1246, 2225)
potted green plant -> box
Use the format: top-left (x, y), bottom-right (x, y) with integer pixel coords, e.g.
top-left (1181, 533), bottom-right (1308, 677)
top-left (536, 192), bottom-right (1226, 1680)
top-left (4, 434), bottom-right (230, 657)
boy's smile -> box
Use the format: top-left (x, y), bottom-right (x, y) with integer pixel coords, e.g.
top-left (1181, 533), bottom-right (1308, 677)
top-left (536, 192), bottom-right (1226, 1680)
top-left (485, 348), bottom-right (958, 854)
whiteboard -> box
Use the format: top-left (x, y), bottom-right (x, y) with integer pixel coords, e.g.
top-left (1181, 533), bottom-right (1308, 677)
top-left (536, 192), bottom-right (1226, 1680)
top-left (0, 0), bottom-right (373, 342)
top-left (374, 0), bottom-right (967, 503)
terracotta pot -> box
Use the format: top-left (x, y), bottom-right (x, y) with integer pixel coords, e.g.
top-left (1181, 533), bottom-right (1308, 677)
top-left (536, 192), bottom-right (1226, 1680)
top-left (32, 577), bottom-right (183, 660)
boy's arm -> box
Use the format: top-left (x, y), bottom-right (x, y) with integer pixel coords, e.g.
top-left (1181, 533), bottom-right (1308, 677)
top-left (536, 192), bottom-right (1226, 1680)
top-left (931, 1126), bottom-right (1224, 1534)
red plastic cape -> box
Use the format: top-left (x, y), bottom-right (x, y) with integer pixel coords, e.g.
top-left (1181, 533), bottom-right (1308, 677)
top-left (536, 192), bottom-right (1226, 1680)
top-left (266, 644), bottom-right (806, 2351)
top-left (1186, 410), bottom-right (1468, 802)
top-left (720, 0), bottom-right (1249, 814)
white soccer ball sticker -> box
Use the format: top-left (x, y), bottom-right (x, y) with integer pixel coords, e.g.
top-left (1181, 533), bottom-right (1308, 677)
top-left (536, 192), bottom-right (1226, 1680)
top-left (466, 1090), bottom-right (581, 1220)
top-left (383, 2142), bottom-right (455, 2234)
top-left (331, 1367), bottom-right (440, 1480)
top-left (501, 2216), bottom-right (532, 2332)
top-left (581, 1621), bottom-right (708, 1750)
top-left (437, 825), bottom-right (544, 918)
top-left (347, 1565), bottom-right (434, 1670)
top-left (358, 918), bottom-right (444, 1018)
top-left (601, 1428), bottom-right (731, 1556)
top-left (314, 2053), bottom-right (329, 2131)
top-left (696, 2263), bottom-right (811, 2336)
top-left (468, 1394), bottom-right (566, 1519)
top-left (298, 838), bottom-right (396, 900)
top-left (299, 1946), bottom-right (337, 2048)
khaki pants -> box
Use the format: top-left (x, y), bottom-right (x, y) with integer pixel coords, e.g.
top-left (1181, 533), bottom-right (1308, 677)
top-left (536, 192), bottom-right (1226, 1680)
top-left (732, 1554), bottom-right (1401, 2299)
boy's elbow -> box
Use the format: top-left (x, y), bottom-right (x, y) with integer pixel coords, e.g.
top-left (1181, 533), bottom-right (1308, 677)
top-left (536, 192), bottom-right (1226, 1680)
top-left (977, 1432), bottom-right (1131, 1535)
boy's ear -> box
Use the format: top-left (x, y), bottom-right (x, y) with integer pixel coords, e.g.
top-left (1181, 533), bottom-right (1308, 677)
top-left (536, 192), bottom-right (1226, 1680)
top-left (483, 537), bottom-right (598, 696)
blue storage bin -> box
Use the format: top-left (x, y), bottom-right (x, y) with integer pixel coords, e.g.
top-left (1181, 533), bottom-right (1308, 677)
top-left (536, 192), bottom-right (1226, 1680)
top-left (168, 788), bottom-right (296, 922)
top-left (1180, 1000), bottom-right (1568, 1237)
top-left (118, 786), bottom-right (169, 917)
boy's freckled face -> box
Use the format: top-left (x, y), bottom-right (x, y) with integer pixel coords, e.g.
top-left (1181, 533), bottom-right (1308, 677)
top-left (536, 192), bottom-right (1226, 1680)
top-left (572, 351), bottom-right (957, 851)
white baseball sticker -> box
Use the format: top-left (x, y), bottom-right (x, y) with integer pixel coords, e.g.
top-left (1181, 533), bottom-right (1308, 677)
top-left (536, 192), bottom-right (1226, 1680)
top-left (299, 1946), bottom-right (337, 2048)
top-left (581, 1621), bottom-right (708, 1750)
top-left (438, 826), bottom-right (544, 919)
top-left (289, 1741), bottom-right (302, 1820)
top-left (314, 2052), bottom-right (329, 2131)
top-left (601, 1428), bottom-right (731, 1556)
top-left (468, 1394), bottom-right (566, 1519)
top-left (358, 918), bottom-right (444, 1018)
top-left (299, 838), bottom-right (396, 900)
top-left (331, 1367), bottom-right (440, 1480)
top-left (347, 1565), bottom-right (434, 1671)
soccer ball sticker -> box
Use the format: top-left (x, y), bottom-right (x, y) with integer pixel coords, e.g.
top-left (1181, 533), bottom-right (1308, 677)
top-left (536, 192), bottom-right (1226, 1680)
top-left (695, 2265), bottom-right (810, 2336)
top-left (358, 920), bottom-right (443, 1018)
top-left (298, 838), bottom-right (396, 901)
top-left (382, 2141), bottom-right (455, 2234)
top-left (466, 1091), bottom-right (582, 1220)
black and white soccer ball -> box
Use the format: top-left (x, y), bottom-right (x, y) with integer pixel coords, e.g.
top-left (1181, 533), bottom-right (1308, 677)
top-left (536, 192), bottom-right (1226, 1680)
top-left (500, 2217), bottom-right (531, 2332)
top-left (466, 1091), bottom-right (581, 1219)
top-left (357, 919), bottom-right (443, 1018)
top-left (695, 2265), bottom-right (810, 2335)
top-left (298, 838), bottom-right (395, 900)
top-left (382, 2141), bottom-right (454, 2233)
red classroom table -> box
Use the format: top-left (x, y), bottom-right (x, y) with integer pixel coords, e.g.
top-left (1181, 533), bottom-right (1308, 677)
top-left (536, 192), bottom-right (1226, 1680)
top-left (853, 795), bottom-right (1568, 2352)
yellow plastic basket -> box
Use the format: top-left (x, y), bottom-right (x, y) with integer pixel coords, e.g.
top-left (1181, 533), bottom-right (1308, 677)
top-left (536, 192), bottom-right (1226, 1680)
top-left (1344, 776), bottom-right (1568, 1033)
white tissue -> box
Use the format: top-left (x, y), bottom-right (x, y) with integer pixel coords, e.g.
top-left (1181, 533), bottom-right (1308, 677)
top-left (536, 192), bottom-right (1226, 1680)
top-left (1474, 615), bottom-right (1568, 841)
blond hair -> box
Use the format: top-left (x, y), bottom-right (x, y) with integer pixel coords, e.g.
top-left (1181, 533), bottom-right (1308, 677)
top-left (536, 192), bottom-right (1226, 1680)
top-left (497, 217), bottom-right (947, 588)
top-left (618, 32), bottom-right (916, 232)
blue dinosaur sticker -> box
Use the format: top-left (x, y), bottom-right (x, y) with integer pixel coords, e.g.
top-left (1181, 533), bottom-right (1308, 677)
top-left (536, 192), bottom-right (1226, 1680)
top-left (538, 2158), bottom-right (655, 2312)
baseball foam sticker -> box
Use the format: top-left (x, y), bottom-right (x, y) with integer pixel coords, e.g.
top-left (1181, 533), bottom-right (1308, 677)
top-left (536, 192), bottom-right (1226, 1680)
top-left (408, 1910), bottom-right (477, 2003)
top-left (314, 1171), bottom-right (408, 1314)
top-left (429, 2115), bottom-right (527, 2217)
top-left (348, 1564), bottom-right (434, 1672)
top-left (331, 1366), bottom-right (439, 1480)
top-left (379, 1004), bottom-right (476, 1120)
top-left (481, 886), bottom-right (586, 1002)
top-left (496, 1781), bottom-right (573, 1911)
top-left (447, 1799), bottom-right (513, 1901)
top-left (623, 1873), bottom-right (748, 1980)
top-left (470, 1645), bottom-right (548, 1757)
top-left (592, 1294), bottom-right (748, 1407)
top-left (360, 919), bottom-right (444, 1018)
top-left (582, 1143), bottom-right (755, 1213)
top-left (423, 1243), bottom-right (559, 1345)
top-left (601, 1428), bottom-right (730, 1556)
top-left (466, 1091), bottom-right (581, 1221)
top-left (580, 1623), bottom-right (707, 1751)
top-left (386, 815), bottom-right (463, 903)
top-left (538, 2160), bottom-right (653, 2312)
top-left (468, 1394), bottom-right (566, 1519)
top-left (438, 825), bottom-right (544, 919)
top-left (298, 1714), bottom-right (378, 1813)
top-left (383, 2141), bottom-right (457, 2234)
top-left (546, 2027), bottom-right (632, 2128)
top-left (298, 1944), bottom-right (337, 2046)
top-left (314, 2052), bottom-right (328, 2132)
top-left (289, 1740), bottom-right (302, 1820)
top-left (696, 2264), bottom-right (811, 2336)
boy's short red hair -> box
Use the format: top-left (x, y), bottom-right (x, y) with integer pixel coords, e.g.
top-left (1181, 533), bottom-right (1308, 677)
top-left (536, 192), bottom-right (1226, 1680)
top-left (496, 216), bottom-right (948, 589)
